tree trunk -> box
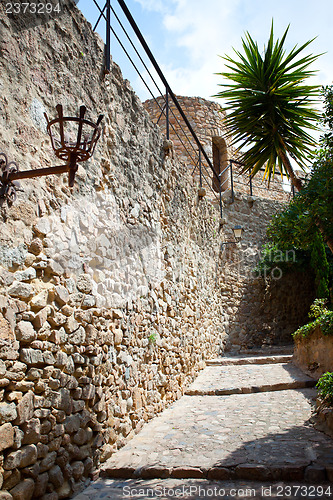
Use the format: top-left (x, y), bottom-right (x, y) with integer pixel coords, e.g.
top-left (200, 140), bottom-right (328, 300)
top-left (278, 147), bottom-right (303, 191)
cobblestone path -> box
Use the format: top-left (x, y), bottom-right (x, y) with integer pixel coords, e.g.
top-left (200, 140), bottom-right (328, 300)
top-left (75, 352), bottom-right (333, 499)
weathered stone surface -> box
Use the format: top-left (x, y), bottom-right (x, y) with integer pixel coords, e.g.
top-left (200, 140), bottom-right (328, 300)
top-left (20, 349), bottom-right (44, 366)
top-left (54, 286), bottom-right (69, 306)
top-left (4, 445), bottom-right (37, 469)
top-left (30, 290), bottom-right (48, 310)
top-left (76, 274), bottom-right (93, 294)
top-left (14, 268), bottom-right (36, 283)
top-left (304, 465), bottom-right (326, 482)
top-left (0, 423), bottom-right (15, 451)
top-left (3, 468), bottom-right (21, 490)
top-left (8, 283), bottom-right (33, 300)
top-left (15, 321), bottom-right (36, 343)
top-left (64, 414), bottom-right (81, 434)
top-left (29, 238), bottom-right (44, 256)
top-left (14, 391), bottom-right (34, 425)
top-left (0, 314), bottom-right (14, 341)
top-left (10, 479), bottom-right (35, 500)
top-left (49, 465), bottom-right (64, 488)
top-left (39, 451), bottom-right (57, 473)
top-left (33, 472), bottom-right (48, 497)
top-left (0, 404), bottom-right (17, 424)
top-left (71, 461), bottom-right (85, 481)
top-left (0, 492), bottom-right (14, 500)
top-left (21, 418), bottom-right (41, 444)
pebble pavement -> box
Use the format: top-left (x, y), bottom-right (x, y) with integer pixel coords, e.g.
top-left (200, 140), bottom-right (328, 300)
top-left (74, 354), bottom-right (333, 499)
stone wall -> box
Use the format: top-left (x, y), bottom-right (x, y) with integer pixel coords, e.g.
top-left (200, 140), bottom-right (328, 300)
top-left (216, 195), bottom-right (315, 351)
top-left (0, 1), bottom-right (315, 499)
top-left (0, 4), bottom-right (224, 499)
top-left (143, 96), bottom-right (291, 203)
top-left (293, 327), bottom-right (333, 379)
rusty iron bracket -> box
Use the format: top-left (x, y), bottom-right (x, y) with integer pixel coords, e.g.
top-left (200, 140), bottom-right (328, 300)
top-left (0, 105), bottom-right (104, 204)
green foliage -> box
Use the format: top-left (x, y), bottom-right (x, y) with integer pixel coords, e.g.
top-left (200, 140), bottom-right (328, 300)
top-left (293, 299), bottom-right (333, 338)
top-left (310, 233), bottom-right (330, 298)
top-left (316, 372), bottom-right (333, 403)
top-left (254, 242), bottom-right (307, 277)
top-left (265, 108), bottom-right (333, 297)
top-left (148, 333), bottom-right (157, 345)
top-left (309, 298), bottom-right (328, 319)
top-left (215, 22), bottom-right (321, 182)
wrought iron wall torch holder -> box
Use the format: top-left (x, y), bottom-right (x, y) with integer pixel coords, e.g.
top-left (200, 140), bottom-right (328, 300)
top-left (0, 104), bottom-right (103, 204)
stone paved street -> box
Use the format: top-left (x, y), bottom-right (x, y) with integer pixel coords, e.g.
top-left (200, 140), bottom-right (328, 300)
top-left (74, 355), bottom-right (333, 499)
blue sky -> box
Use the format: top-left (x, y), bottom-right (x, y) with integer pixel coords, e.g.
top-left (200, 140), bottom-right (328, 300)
top-left (77, 0), bottom-right (333, 104)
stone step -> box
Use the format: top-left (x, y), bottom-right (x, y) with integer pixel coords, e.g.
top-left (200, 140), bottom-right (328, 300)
top-left (186, 362), bottom-right (316, 396)
top-left (227, 345), bottom-right (294, 356)
top-left (99, 390), bottom-right (333, 484)
top-left (207, 354), bottom-right (293, 366)
top-left (100, 463), bottom-right (331, 483)
top-left (185, 379), bottom-right (316, 396)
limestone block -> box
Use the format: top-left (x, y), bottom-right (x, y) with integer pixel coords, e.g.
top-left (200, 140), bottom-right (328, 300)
top-left (15, 321), bottom-right (36, 343)
top-left (14, 268), bottom-right (36, 283)
top-left (20, 348), bottom-right (44, 366)
top-left (14, 391), bottom-right (34, 425)
top-left (3, 468), bottom-right (21, 490)
top-left (47, 388), bottom-right (71, 412)
top-left (77, 274), bottom-right (93, 294)
top-left (33, 218), bottom-right (51, 236)
top-left (0, 404), bottom-right (17, 424)
top-left (54, 286), bottom-right (69, 306)
top-left (4, 445), bottom-right (37, 469)
top-left (30, 290), bottom-right (48, 310)
top-left (33, 472), bottom-right (48, 497)
top-left (28, 238), bottom-right (43, 256)
top-left (0, 492), bottom-right (14, 500)
top-left (56, 480), bottom-right (71, 499)
top-left (0, 423), bottom-right (14, 451)
top-left (49, 465), bottom-right (64, 488)
top-left (46, 259), bottom-right (64, 276)
top-left (10, 478), bottom-right (34, 500)
top-left (8, 283), bottom-right (33, 300)
top-left (0, 314), bottom-right (14, 341)
top-left (39, 451), bottom-right (57, 473)
top-left (82, 294), bottom-right (96, 308)
top-left (68, 326), bottom-right (85, 345)
top-left (33, 308), bottom-right (50, 330)
top-left (71, 460), bottom-right (84, 481)
top-left (21, 418), bottom-right (41, 445)
top-left (63, 414), bottom-right (80, 434)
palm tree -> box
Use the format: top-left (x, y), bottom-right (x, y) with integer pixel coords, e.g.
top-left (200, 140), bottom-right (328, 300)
top-left (214, 23), bottom-right (321, 191)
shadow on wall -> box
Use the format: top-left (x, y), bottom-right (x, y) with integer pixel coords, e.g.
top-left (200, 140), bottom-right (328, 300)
top-left (228, 270), bottom-right (316, 351)
top-left (212, 136), bottom-right (228, 194)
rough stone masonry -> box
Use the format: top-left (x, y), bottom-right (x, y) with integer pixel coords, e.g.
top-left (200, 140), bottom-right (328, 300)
top-left (0, 1), bottom-right (314, 499)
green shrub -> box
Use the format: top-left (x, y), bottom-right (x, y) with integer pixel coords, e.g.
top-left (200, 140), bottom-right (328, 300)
top-left (317, 372), bottom-right (333, 404)
top-left (293, 298), bottom-right (333, 338)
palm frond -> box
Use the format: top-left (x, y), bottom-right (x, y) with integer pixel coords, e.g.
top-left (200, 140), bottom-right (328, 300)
top-left (214, 22), bottom-right (321, 184)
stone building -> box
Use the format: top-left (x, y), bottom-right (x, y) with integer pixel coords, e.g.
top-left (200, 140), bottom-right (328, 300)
top-left (0, 2), bottom-right (314, 499)
top-left (144, 95), bottom-right (291, 203)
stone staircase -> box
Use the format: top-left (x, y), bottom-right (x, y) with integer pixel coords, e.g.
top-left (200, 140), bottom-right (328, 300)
top-left (75, 352), bottom-right (333, 499)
